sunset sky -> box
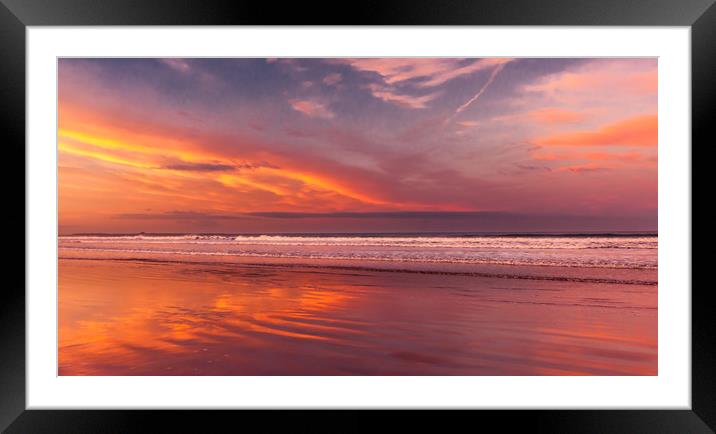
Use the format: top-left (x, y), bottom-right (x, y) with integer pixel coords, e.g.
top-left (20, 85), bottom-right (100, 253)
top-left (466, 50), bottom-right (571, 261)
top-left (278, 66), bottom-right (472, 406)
top-left (58, 58), bottom-right (657, 234)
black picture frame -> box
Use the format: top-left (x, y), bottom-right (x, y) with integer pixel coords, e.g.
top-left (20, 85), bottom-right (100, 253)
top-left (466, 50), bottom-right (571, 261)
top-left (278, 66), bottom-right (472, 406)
top-left (2, 0), bottom-right (712, 431)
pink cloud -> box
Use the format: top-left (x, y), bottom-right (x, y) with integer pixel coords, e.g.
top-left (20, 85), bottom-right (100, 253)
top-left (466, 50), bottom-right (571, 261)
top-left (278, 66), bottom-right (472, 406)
top-left (523, 59), bottom-right (657, 99)
top-left (474, 59), bottom-right (658, 156)
top-left (289, 99), bottom-right (335, 119)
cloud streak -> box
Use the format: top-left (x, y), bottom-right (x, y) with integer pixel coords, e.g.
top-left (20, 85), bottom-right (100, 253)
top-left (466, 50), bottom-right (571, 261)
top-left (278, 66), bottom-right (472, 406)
top-left (453, 63), bottom-right (506, 116)
top-left (162, 162), bottom-right (236, 172)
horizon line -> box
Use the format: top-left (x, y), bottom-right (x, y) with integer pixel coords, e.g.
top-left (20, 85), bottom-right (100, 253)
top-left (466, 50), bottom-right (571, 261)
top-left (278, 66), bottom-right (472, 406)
top-left (60, 229), bottom-right (659, 237)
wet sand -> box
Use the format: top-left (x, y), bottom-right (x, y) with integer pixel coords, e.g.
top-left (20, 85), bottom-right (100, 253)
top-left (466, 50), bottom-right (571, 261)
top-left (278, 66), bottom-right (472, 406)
top-left (58, 257), bottom-right (657, 375)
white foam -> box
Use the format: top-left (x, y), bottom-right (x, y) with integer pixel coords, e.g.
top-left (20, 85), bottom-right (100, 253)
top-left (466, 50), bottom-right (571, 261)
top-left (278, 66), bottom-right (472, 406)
top-left (58, 234), bottom-right (658, 270)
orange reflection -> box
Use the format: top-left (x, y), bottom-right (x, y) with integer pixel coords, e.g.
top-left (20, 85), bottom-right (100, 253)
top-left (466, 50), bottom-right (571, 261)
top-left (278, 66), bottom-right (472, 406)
top-left (59, 258), bottom-right (657, 375)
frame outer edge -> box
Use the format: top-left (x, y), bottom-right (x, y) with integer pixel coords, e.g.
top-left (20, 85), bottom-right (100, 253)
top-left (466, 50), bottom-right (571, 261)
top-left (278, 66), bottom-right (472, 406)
top-left (0, 0), bottom-right (715, 25)
top-left (1, 410), bottom-right (715, 433)
top-left (0, 1), bottom-right (26, 433)
top-left (691, 1), bottom-right (716, 431)
top-left (4, 0), bottom-right (713, 431)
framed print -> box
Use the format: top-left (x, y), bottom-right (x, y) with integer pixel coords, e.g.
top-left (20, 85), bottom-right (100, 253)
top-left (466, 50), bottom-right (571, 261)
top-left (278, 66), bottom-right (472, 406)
top-left (3, 0), bottom-right (714, 431)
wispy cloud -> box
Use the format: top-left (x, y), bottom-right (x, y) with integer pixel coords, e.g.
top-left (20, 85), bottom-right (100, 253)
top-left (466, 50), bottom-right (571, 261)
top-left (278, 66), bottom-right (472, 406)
top-left (419, 58), bottom-right (511, 87)
top-left (341, 58), bottom-right (512, 110)
top-left (366, 84), bottom-right (441, 109)
top-left (159, 58), bottom-right (191, 73)
top-left (343, 58), bottom-right (509, 87)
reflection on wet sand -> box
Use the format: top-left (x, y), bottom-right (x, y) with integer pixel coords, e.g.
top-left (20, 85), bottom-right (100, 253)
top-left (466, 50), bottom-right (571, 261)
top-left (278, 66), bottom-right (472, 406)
top-left (59, 259), bottom-right (657, 375)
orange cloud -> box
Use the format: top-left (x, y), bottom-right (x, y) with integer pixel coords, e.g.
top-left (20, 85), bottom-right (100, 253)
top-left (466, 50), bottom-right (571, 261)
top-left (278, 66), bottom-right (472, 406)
top-left (58, 102), bottom-right (403, 220)
top-left (534, 114), bottom-right (657, 147)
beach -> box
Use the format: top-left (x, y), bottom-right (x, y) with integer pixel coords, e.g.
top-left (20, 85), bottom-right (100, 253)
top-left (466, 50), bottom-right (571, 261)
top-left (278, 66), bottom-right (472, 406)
top-left (58, 234), bottom-right (657, 376)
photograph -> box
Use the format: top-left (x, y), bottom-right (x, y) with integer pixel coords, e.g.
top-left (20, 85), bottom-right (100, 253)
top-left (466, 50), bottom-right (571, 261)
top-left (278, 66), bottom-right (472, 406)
top-left (57, 57), bottom-right (658, 376)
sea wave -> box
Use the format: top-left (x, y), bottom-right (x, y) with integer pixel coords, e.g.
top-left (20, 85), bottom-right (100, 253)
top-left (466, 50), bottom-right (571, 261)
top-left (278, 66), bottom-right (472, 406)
top-left (59, 247), bottom-right (657, 271)
top-left (60, 234), bottom-right (657, 250)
